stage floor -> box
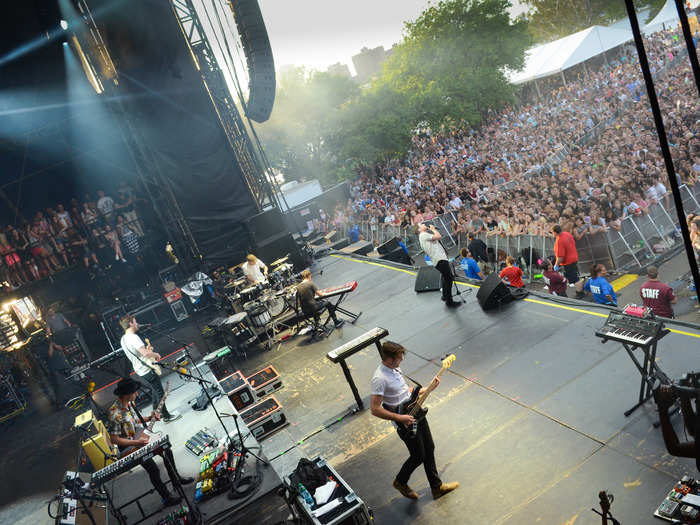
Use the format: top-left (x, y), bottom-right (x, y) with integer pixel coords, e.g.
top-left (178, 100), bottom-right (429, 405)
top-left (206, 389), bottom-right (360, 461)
top-left (2, 252), bottom-right (700, 524)
top-left (227, 253), bottom-right (700, 525)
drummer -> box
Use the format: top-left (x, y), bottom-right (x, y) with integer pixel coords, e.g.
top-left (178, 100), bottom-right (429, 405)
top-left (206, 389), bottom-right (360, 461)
top-left (242, 254), bottom-right (268, 284)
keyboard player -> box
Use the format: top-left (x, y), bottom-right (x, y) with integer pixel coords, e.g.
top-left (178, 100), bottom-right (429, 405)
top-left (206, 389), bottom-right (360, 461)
top-left (296, 270), bottom-right (345, 329)
top-left (107, 378), bottom-right (193, 507)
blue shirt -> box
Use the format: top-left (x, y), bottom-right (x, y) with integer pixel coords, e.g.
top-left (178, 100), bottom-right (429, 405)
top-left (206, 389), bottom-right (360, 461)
top-left (584, 276), bottom-right (617, 305)
top-left (461, 257), bottom-right (482, 280)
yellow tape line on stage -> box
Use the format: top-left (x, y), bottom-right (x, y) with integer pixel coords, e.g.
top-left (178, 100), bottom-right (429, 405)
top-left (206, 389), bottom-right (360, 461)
top-left (330, 254), bottom-right (700, 339)
top-left (610, 273), bottom-right (639, 292)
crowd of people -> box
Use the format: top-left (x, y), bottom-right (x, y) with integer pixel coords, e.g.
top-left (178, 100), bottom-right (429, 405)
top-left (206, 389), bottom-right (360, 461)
top-left (0, 181), bottom-right (147, 289)
top-left (332, 28), bottom-right (699, 254)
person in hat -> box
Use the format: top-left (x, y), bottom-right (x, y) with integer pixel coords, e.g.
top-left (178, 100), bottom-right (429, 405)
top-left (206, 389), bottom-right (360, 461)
top-left (107, 377), bottom-right (194, 507)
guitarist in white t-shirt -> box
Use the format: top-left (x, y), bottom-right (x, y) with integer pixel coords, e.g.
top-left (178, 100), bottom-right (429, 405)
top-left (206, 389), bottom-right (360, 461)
top-left (370, 341), bottom-right (458, 501)
top-left (119, 315), bottom-right (181, 423)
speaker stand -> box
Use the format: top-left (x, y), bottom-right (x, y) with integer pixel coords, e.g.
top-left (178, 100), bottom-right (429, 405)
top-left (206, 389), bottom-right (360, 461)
top-left (450, 259), bottom-right (471, 303)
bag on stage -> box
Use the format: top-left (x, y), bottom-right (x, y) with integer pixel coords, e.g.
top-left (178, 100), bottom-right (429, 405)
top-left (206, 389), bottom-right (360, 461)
top-left (288, 458), bottom-right (328, 495)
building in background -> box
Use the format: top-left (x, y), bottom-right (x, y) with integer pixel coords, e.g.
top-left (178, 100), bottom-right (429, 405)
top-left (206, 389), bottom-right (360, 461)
top-left (352, 45), bottom-right (395, 84)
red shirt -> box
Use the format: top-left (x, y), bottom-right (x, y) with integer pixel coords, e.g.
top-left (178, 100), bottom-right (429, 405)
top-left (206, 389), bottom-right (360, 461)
top-left (554, 231), bottom-right (578, 266)
top-left (639, 280), bottom-right (675, 318)
top-left (500, 266), bottom-right (524, 288)
top-left (543, 269), bottom-right (567, 295)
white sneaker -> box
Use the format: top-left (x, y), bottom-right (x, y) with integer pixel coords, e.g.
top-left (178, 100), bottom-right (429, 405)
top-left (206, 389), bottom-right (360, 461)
top-left (115, 254), bottom-right (119, 261)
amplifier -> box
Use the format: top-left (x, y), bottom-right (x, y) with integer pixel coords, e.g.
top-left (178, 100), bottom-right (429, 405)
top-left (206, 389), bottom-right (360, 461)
top-left (240, 396), bottom-right (288, 441)
top-left (246, 365), bottom-right (282, 398)
top-left (218, 371), bottom-right (257, 411)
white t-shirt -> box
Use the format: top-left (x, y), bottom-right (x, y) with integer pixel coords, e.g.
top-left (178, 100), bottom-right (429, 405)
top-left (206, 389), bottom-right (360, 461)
top-left (419, 231), bottom-right (447, 263)
top-left (121, 332), bottom-right (150, 376)
top-left (370, 364), bottom-right (410, 408)
top-left (242, 260), bottom-right (266, 283)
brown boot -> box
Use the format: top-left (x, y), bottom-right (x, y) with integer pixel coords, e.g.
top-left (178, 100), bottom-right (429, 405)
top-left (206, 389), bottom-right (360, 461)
top-left (431, 481), bottom-right (459, 499)
top-left (392, 479), bottom-right (419, 499)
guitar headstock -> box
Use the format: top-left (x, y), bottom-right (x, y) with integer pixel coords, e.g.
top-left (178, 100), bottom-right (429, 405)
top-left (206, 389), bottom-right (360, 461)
top-left (441, 354), bottom-right (456, 370)
top-left (145, 337), bottom-right (152, 349)
top-left (164, 381), bottom-right (170, 393)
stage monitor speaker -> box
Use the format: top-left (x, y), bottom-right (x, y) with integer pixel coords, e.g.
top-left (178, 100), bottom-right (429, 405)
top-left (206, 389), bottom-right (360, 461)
top-left (414, 266), bottom-right (442, 293)
top-left (476, 273), bottom-right (513, 310)
top-left (380, 247), bottom-right (410, 265)
top-left (231, 0), bottom-right (276, 122)
top-left (377, 237), bottom-right (400, 255)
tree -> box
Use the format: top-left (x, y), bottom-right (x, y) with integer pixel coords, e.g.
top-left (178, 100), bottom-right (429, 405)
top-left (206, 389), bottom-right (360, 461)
top-left (524, 0), bottom-right (667, 43)
top-left (256, 67), bottom-right (359, 185)
top-left (333, 0), bottom-right (529, 163)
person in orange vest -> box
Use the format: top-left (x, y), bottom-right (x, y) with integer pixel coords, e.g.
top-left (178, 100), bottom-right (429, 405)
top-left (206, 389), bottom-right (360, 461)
top-left (552, 224), bottom-right (584, 298)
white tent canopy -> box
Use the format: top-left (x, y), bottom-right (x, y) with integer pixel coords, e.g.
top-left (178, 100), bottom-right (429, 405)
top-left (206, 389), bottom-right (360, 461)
top-left (643, 0), bottom-right (680, 34)
top-left (509, 25), bottom-right (633, 85)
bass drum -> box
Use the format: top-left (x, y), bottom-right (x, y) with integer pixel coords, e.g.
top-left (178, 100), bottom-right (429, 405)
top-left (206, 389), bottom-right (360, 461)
top-left (263, 291), bottom-right (286, 317)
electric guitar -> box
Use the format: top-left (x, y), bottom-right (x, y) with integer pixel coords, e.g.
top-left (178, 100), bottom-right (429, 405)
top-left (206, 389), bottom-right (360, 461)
top-left (120, 381), bottom-right (170, 457)
top-left (143, 337), bottom-right (162, 376)
top-left (395, 354), bottom-right (456, 439)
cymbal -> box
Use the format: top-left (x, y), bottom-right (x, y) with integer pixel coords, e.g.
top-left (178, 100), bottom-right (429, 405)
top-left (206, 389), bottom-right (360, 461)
top-left (270, 256), bottom-right (289, 267)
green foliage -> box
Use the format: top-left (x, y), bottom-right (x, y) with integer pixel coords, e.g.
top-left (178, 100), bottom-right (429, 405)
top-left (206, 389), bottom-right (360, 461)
top-left (524, 0), bottom-right (667, 43)
top-left (259, 0), bottom-right (529, 180)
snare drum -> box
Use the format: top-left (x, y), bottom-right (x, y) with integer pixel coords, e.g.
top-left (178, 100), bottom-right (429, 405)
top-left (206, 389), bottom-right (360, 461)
top-left (263, 291), bottom-right (286, 317)
top-left (245, 303), bottom-right (271, 328)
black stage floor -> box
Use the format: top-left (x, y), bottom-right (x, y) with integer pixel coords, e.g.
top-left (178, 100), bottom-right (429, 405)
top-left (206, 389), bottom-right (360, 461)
top-left (2, 253), bottom-right (700, 524)
top-left (224, 253), bottom-right (700, 525)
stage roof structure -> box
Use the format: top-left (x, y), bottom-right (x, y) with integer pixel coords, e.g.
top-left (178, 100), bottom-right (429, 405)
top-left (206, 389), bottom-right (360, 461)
top-left (509, 25), bottom-right (633, 85)
top-left (643, 0), bottom-right (681, 34)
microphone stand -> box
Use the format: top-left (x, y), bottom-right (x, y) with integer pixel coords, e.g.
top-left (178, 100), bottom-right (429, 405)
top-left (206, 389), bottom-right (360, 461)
top-left (142, 324), bottom-right (220, 404)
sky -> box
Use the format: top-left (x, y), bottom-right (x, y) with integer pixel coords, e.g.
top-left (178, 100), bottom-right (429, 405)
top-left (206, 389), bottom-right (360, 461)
top-left (258, 0), bottom-right (528, 75)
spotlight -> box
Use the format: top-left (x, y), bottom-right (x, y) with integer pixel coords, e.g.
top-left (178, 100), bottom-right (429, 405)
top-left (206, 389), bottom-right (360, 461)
top-left (60, 19), bottom-right (68, 30)
top-left (62, 41), bottom-right (68, 47)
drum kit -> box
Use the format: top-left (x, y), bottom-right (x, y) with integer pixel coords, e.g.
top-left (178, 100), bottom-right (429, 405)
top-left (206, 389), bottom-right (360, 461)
top-left (220, 256), bottom-right (301, 335)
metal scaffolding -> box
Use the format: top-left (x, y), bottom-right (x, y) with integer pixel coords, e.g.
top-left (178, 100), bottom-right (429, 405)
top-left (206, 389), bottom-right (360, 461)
top-left (74, 0), bottom-right (203, 271)
top-left (169, 0), bottom-right (284, 212)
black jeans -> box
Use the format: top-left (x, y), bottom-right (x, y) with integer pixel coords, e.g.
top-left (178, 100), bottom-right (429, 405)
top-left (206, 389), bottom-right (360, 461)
top-left (141, 370), bottom-right (172, 418)
top-left (396, 418), bottom-right (442, 489)
top-left (435, 260), bottom-right (454, 302)
top-left (140, 448), bottom-right (180, 498)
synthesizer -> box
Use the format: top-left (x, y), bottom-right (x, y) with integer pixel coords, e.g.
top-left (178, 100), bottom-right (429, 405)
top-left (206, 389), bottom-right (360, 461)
top-left (91, 435), bottom-right (171, 486)
top-left (327, 327), bottom-right (388, 363)
top-left (595, 312), bottom-right (665, 347)
top-left (316, 280), bottom-right (358, 299)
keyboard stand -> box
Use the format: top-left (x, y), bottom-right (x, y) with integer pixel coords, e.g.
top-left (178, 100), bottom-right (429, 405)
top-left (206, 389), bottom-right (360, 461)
top-left (329, 291), bottom-right (362, 324)
top-left (619, 330), bottom-right (670, 417)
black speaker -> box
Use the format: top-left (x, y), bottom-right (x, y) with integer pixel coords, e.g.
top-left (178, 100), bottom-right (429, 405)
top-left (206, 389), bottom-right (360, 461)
top-left (377, 237), bottom-right (400, 255)
top-left (414, 266), bottom-right (442, 293)
top-left (255, 232), bottom-right (304, 270)
top-left (231, 0), bottom-right (276, 122)
top-left (476, 273), bottom-right (513, 310)
top-left (380, 247), bottom-right (411, 265)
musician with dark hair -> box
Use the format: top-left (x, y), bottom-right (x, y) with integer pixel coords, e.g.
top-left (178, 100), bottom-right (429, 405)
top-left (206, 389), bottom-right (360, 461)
top-left (119, 315), bottom-right (180, 423)
top-left (369, 341), bottom-right (458, 500)
top-left (296, 269), bottom-right (345, 329)
top-left (107, 377), bottom-right (193, 507)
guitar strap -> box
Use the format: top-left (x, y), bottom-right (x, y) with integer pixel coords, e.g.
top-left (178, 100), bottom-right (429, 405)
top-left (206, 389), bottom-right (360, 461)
top-left (130, 401), bottom-right (148, 429)
top-left (121, 334), bottom-right (157, 373)
top-left (399, 370), bottom-right (422, 388)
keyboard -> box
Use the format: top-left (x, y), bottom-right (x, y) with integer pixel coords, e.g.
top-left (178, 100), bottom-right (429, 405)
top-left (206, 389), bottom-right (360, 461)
top-left (316, 281), bottom-right (358, 299)
top-left (595, 312), bottom-right (665, 347)
top-left (91, 435), bottom-right (170, 486)
top-left (327, 327), bottom-right (388, 363)
top-left (67, 350), bottom-right (123, 379)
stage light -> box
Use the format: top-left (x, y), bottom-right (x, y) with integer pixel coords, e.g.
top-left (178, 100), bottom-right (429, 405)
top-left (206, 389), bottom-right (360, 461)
top-left (60, 19), bottom-right (69, 30)
top-left (63, 41), bottom-right (68, 47)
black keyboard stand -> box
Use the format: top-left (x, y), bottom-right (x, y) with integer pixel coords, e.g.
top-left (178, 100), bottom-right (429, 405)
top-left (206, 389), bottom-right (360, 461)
top-left (617, 329), bottom-right (670, 417)
top-left (327, 291), bottom-right (362, 324)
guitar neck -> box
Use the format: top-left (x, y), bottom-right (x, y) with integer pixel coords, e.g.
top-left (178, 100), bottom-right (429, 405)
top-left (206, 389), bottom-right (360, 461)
top-left (409, 366), bottom-right (450, 417)
top-left (146, 386), bottom-right (169, 432)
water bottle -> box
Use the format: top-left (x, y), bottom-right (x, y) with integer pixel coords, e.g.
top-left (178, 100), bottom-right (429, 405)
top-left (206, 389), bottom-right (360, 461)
top-left (298, 483), bottom-right (314, 508)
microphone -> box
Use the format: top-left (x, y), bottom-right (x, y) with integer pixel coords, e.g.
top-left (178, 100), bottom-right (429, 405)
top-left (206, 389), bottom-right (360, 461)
top-left (139, 323), bottom-right (152, 327)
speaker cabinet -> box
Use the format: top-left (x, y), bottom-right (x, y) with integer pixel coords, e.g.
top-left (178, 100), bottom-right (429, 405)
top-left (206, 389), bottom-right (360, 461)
top-left (476, 273), bottom-right (513, 310)
top-left (231, 0), bottom-right (276, 122)
top-left (414, 266), bottom-right (442, 293)
top-left (377, 236), bottom-right (400, 255)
